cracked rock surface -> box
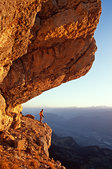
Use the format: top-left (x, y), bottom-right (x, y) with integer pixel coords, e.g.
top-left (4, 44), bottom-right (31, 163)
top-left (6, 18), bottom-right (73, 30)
top-left (0, 0), bottom-right (101, 130)
top-left (0, 1), bottom-right (102, 168)
top-left (0, 115), bottom-right (65, 169)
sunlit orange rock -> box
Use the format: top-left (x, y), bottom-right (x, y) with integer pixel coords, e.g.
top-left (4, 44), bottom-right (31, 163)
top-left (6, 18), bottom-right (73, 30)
top-left (0, 116), bottom-right (65, 169)
top-left (0, 0), bottom-right (101, 129)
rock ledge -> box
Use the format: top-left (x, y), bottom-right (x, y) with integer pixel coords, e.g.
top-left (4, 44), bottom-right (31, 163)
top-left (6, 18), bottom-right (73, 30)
top-left (0, 116), bottom-right (65, 169)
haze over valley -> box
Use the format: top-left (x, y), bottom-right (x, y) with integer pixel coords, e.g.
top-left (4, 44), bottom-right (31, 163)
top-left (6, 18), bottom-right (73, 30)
top-left (23, 107), bottom-right (112, 149)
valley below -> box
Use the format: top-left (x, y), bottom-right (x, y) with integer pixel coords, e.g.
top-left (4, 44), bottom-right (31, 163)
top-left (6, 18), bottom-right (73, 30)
top-left (23, 107), bottom-right (112, 169)
top-left (23, 107), bottom-right (112, 149)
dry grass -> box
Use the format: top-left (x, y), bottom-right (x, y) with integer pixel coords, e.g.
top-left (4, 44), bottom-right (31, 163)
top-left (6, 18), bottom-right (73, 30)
top-left (28, 159), bottom-right (40, 169)
top-left (11, 164), bottom-right (22, 169)
top-left (32, 151), bottom-right (56, 169)
top-left (0, 160), bottom-right (10, 169)
top-left (0, 145), bottom-right (3, 152)
top-left (0, 158), bottom-right (22, 169)
top-left (42, 160), bottom-right (56, 169)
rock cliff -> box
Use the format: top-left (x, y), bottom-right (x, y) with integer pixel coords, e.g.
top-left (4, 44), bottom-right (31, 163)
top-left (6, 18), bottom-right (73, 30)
top-left (0, 0), bottom-right (101, 120)
top-left (0, 115), bottom-right (65, 169)
top-left (50, 133), bottom-right (112, 169)
top-left (0, 0), bottom-right (102, 167)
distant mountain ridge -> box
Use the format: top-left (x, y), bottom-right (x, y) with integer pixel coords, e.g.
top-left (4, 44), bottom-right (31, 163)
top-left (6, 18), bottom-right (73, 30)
top-left (49, 133), bottom-right (112, 169)
top-left (23, 107), bottom-right (112, 149)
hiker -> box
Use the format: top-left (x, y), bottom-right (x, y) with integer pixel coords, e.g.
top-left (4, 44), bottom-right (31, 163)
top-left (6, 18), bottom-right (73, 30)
top-left (39, 109), bottom-right (44, 123)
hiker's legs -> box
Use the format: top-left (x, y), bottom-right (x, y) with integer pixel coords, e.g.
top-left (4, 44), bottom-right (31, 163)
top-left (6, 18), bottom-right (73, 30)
top-left (40, 116), bottom-right (42, 123)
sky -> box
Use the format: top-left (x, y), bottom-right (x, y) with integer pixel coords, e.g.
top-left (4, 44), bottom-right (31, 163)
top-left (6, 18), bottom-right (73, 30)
top-left (23, 1), bottom-right (112, 108)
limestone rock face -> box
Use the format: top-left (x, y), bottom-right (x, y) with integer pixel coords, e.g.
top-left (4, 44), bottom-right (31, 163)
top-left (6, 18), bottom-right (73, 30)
top-left (0, 0), bottom-right (101, 107)
top-left (0, 0), bottom-right (101, 129)
top-left (0, 116), bottom-right (65, 169)
top-left (0, 96), bottom-right (22, 131)
top-left (0, 94), bottom-right (13, 130)
top-left (9, 104), bottom-right (23, 129)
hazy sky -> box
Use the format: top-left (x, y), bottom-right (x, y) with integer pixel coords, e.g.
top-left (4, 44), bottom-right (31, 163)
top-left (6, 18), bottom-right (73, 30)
top-left (23, 1), bottom-right (112, 108)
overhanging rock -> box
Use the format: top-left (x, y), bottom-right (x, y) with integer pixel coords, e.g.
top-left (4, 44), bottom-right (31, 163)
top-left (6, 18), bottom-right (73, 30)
top-left (0, 0), bottom-right (101, 129)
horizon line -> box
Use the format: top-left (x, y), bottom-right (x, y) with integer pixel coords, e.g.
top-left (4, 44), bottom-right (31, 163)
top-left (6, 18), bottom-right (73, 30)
top-left (22, 105), bottom-right (112, 109)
